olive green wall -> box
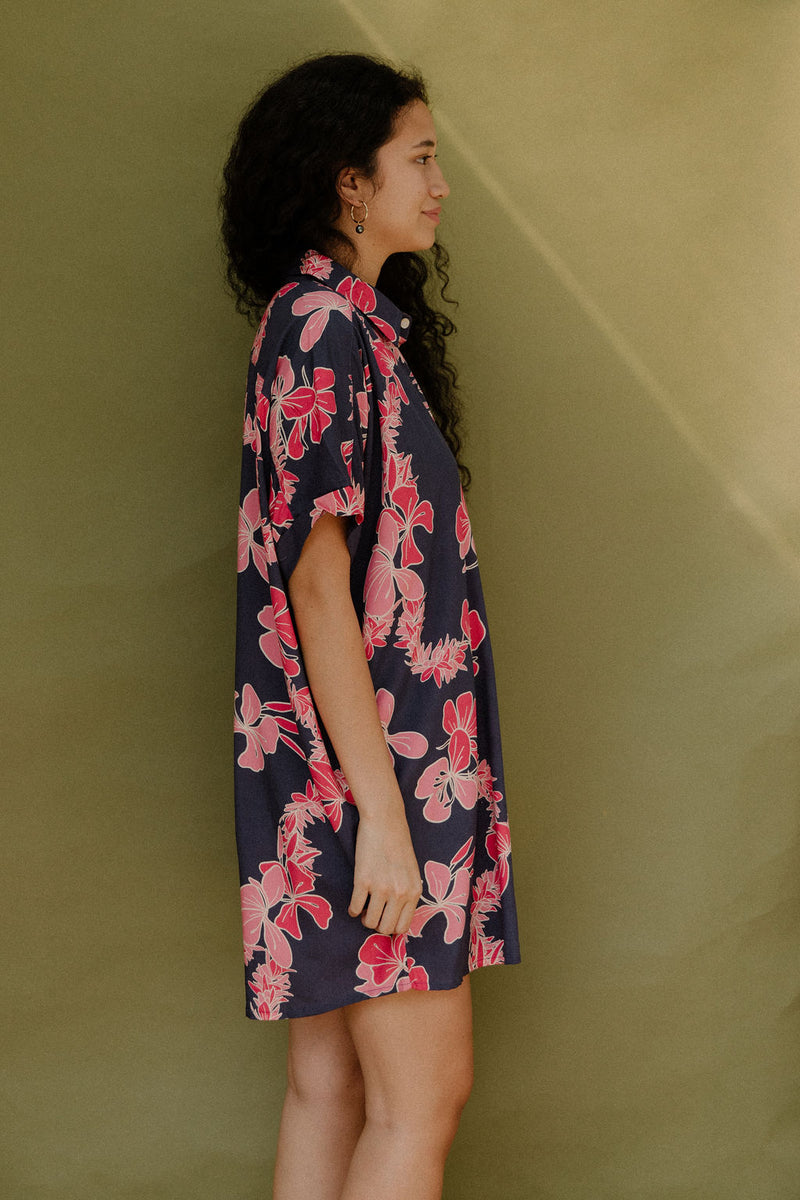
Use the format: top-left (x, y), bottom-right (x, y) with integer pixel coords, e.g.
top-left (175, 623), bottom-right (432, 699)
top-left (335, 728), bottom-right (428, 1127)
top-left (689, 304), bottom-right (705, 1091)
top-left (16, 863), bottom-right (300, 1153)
top-left (3, 2), bottom-right (799, 1197)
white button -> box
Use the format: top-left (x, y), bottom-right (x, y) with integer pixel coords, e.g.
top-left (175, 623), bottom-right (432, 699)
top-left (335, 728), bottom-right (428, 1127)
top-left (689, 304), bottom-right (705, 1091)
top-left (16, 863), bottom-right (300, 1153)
top-left (400, 317), bottom-right (410, 329)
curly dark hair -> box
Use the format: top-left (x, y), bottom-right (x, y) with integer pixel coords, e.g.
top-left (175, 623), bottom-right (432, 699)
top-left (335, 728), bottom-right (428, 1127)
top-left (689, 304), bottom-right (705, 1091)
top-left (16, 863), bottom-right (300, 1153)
top-left (219, 52), bottom-right (469, 487)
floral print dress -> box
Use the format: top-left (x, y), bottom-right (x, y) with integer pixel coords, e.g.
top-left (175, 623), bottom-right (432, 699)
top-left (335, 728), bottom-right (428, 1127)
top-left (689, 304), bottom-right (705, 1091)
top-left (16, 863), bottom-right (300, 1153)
top-left (234, 250), bottom-right (520, 1019)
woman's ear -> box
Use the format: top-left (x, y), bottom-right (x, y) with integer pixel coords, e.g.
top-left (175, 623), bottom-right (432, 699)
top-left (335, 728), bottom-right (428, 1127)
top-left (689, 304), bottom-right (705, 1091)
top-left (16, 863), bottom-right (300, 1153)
top-left (336, 167), bottom-right (361, 207)
top-left (336, 167), bottom-right (374, 208)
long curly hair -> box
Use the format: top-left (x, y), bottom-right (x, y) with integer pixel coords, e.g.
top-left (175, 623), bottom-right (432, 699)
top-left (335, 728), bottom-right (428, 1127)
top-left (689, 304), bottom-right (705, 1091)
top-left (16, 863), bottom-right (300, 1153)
top-left (219, 52), bottom-right (469, 487)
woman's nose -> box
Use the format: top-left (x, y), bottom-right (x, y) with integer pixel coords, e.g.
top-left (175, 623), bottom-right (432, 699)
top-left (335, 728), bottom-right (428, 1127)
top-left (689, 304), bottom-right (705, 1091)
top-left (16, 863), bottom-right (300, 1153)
top-left (430, 162), bottom-right (450, 200)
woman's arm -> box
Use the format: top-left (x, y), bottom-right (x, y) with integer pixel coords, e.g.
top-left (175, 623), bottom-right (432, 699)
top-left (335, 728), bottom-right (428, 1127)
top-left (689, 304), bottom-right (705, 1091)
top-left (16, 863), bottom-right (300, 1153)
top-left (287, 512), bottom-right (423, 937)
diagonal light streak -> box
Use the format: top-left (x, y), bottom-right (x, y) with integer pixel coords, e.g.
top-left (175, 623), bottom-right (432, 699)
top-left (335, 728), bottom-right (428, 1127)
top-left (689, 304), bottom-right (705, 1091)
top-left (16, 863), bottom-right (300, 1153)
top-left (336, 0), bottom-right (800, 583)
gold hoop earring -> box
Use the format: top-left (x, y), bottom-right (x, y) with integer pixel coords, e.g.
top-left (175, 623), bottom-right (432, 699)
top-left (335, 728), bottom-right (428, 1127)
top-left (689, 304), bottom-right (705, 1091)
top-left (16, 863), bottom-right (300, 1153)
top-left (350, 200), bottom-right (368, 234)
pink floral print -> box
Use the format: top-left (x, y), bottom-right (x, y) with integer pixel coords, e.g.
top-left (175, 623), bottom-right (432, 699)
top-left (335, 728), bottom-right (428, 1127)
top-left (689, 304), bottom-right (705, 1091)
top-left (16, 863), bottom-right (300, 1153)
top-left (234, 250), bottom-right (519, 1019)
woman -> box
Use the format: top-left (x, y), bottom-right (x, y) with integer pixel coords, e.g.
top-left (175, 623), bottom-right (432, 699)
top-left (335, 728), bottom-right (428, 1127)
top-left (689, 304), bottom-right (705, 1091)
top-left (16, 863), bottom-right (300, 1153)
top-left (222, 53), bottom-right (520, 1200)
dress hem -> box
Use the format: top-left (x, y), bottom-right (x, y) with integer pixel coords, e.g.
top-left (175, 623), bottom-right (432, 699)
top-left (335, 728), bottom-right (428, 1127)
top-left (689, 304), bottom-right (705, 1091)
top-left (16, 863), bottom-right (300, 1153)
top-left (244, 954), bottom-right (522, 1022)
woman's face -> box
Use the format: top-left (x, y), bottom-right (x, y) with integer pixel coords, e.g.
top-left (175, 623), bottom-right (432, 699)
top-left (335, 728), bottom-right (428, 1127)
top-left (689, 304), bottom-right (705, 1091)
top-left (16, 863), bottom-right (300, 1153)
top-left (359, 100), bottom-right (450, 267)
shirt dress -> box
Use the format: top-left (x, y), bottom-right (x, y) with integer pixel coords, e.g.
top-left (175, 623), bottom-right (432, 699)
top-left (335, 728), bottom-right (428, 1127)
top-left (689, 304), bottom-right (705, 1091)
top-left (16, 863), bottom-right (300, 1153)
top-left (234, 249), bottom-right (520, 1020)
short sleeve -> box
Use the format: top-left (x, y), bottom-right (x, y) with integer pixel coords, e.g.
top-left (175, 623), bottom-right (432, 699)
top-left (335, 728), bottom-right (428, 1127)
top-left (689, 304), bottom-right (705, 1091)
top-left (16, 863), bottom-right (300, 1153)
top-left (256, 304), bottom-right (369, 581)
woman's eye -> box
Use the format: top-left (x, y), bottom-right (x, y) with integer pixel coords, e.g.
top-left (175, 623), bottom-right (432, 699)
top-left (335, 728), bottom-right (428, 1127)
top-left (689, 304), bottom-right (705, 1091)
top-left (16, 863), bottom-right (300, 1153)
top-left (416, 154), bottom-right (436, 165)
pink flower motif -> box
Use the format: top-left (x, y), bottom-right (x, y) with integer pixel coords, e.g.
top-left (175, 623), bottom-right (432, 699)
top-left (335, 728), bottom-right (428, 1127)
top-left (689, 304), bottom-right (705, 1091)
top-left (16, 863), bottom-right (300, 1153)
top-left (443, 692), bottom-right (478, 758)
top-left (269, 357), bottom-right (338, 459)
top-left (257, 586), bottom-right (300, 677)
top-left (248, 957), bottom-right (293, 1020)
top-left (268, 469), bottom-right (298, 532)
top-left (371, 337), bottom-right (399, 378)
top-left (234, 684), bottom-right (280, 770)
top-left (485, 818), bottom-right (512, 894)
top-left (276, 892), bottom-right (333, 940)
top-left (255, 371), bottom-right (271, 432)
top-left (272, 585), bottom-right (299, 663)
top-left (274, 818), bottom-right (332, 934)
top-left (455, 493), bottom-right (473, 563)
top-left (384, 456), bottom-right (434, 569)
top-left (251, 309), bottom-right (269, 365)
top-left (364, 509), bottom-right (424, 623)
top-left (414, 692), bottom-right (479, 822)
top-left (414, 751), bottom-right (477, 823)
top-left (234, 684), bottom-right (303, 768)
top-left (252, 283), bottom-right (299, 365)
top-left (300, 250), bottom-right (334, 280)
top-left (397, 965), bottom-right (430, 991)
top-left (240, 860), bottom-right (292, 967)
top-left (469, 927), bottom-right (505, 969)
top-left (334, 277), bottom-right (398, 341)
top-left (465, 868), bottom-right (503, 969)
top-left (486, 819), bottom-right (511, 865)
top-left (291, 290), bottom-right (352, 351)
top-left (355, 934), bottom-right (430, 997)
top-left (378, 381), bottom-right (403, 455)
top-left (468, 869), bottom-right (505, 969)
top-left (361, 609), bottom-right (395, 661)
top-left (252, 780), bottom-right (336, 939)
top-left (375, 688), bottom-right (428, 762)
top-left (336, 275), bottom-right (377, 313)
top-left (257, 604), bottom-right (280, 669)
top-left (460, 600), bottom-right (486, 672)
top-left (237, 488), bottom-right (270, 581)
top-left (288, 683), bottom-right (319, 735)
top-left (410, 839), bottom-right (474, 943)
top-left (311, 485), bottom-right (365, 526)
top-left (306, 759), bottom-right (351, 831)
top-left (355, 386), bottom-right (370, 434)
top-left (243, 412), bottom-right (261, 456)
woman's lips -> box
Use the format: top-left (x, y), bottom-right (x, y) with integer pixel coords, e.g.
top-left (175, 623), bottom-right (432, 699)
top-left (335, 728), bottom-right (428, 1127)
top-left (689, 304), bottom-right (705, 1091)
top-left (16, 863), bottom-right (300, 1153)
top-left (423, 209), bottom-right (441, 224)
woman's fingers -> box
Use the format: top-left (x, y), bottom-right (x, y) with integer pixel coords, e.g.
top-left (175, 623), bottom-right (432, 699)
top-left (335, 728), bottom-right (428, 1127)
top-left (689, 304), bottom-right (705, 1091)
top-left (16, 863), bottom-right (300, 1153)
top-left (362, 892), bottom-right (387, 930)
top-left (376, 897), bottom-right (403, 935)
top-left (394, 897), bottom-right (420, 937)
top-left (348, 879), bottom-right (369, 919)
top-left (356, 878), bottom-right (424, 933)
top-left (349, 811), bottom-right (424, 929)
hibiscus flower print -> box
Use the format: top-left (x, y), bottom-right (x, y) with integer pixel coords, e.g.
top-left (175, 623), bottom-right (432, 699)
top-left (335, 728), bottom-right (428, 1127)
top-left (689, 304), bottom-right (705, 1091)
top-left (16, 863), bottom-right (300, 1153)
top-left (300, 250), bottom-right (333, 280)
top-left (363, 508), bottom-right (424, 624)
top-left (237, 488), bottom-right (270, 581)
top-left (268, 357), bottom-right (338, 460)
top-left (375, 687), bottom-right (428, 763)
top-left (255, 586), bottom-right (300, 677)
top-left (460, 599), bottom-right (486, 673)
top-left (355, 934), bottom-right (430, 998)
top-left (414, 692), bottom-right (479, 822)
top-left (234, 251), bottom-right (520, 1019)
top-left (240, 860), bottom-right (292, 968)
top-left (234, 683), bottom-right (303, 769)
top-left (248, 958), bottom-right (293, 1020)
top-left (410, 839), bottom-right (475, 944)
top-left (291, 289), bottom-right (351, 352)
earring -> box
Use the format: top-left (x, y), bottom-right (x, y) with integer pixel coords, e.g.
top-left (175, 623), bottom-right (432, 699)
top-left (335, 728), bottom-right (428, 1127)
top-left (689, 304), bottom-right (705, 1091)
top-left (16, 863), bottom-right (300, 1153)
top-left (350, 200), bottom-right (368, 234)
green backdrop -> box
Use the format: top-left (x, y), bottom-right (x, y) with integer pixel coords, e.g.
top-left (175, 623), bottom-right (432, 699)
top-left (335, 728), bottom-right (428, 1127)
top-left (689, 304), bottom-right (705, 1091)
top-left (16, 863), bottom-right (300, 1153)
top-left (3, 2), bottom-right (799, 1197)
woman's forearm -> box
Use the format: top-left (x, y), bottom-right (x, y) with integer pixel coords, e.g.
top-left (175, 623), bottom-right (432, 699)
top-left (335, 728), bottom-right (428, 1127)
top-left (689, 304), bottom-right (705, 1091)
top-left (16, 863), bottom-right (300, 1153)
top-left (288, 513), bottom-right (423, 934)
top-left (287, 514), bottom-right (403, 818)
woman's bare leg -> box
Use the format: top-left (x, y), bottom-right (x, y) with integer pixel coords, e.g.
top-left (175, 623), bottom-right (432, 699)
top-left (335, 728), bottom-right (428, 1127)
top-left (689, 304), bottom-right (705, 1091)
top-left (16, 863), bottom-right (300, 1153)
top-left (340, 977), bottom-right (473, 1200)
top-left (272, 1006), bottom-right (365, 1200)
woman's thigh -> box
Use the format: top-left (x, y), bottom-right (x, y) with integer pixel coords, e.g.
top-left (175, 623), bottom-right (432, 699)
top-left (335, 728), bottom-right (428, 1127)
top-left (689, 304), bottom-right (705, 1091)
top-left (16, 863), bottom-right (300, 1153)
top-left (343, 978), bottom-right (474, 1123)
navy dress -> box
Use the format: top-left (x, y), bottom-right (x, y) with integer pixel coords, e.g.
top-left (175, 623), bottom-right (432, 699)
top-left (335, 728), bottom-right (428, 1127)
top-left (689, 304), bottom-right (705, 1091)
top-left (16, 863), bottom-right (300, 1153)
top-left (234, 250), bottom-right (520, 1019)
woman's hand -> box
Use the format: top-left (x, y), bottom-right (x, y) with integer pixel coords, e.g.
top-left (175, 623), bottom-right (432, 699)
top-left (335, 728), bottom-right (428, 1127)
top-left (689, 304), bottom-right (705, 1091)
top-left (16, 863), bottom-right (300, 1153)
top-left (348, 809), bottom-right (423, 936)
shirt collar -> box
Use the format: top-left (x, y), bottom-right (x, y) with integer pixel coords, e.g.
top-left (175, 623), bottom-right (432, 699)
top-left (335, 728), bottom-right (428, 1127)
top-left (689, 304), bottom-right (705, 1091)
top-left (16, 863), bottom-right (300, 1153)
top-left (297, 250), bottom-right (411, 347)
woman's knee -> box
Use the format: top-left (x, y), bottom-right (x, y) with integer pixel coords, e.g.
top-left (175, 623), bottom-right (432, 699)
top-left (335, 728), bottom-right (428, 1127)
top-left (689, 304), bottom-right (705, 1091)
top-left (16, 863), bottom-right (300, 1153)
top-left (285, 1011), bottom-right (365, 1111)
top-left (366, 1056), bottom-right (473, 1140)
top-left (287, 1049), bottom-right (365, 1113)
